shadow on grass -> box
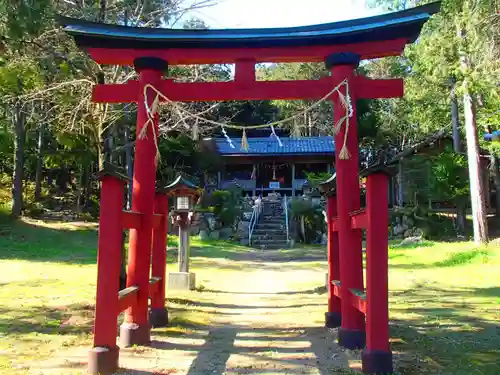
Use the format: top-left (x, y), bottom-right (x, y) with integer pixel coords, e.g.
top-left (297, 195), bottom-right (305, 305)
top-left (1, 217), bottom-right (326, 268)
top-left (0, 303), bottom-right (94, 337)
top-left (390, 249), bottom-right (491, 270)
top-left (116, 370), bottom-right (175, 375)
top-left (390, 240), bottom-right (436, 250)
top-left (186, 326), bottom-right (237, 375)
top-left (168, 297), bottom-right (324, 310)
top-left (199, 286), bottom-right (327, 296)
top-left (389, 253), bottom-right (407, 260)
top-left (434, 250), bottom-right (489, 267)
top-left (0, 218), bottom-right (98, 264)
top-left (390, 285), bottom-right (500, 375)
top-left (152, 325), bottom-right (352, 375)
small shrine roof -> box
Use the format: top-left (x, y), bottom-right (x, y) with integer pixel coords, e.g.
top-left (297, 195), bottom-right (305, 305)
top-left (160, 174), bottom-right (199, 192)
top-left (318, 172), bottom-right (337, 195)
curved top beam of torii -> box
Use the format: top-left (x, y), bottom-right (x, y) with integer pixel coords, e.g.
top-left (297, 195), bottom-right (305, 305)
top-left (58, 2), bottom-right (440, 66)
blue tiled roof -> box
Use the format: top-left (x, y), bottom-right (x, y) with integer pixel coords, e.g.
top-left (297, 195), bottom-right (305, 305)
top-left (216, 136), bottom-right (335, 156)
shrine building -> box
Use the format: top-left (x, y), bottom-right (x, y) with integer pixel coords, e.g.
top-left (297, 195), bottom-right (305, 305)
top-left (204, 135), bottom-right (335, 196)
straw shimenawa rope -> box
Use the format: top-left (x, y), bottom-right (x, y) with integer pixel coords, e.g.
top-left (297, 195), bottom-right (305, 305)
top-left (139, 79), bottom-right (353, 161)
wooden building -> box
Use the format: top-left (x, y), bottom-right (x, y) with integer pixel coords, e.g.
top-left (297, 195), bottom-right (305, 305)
top-left (388, 131), bottom-right (494, 211)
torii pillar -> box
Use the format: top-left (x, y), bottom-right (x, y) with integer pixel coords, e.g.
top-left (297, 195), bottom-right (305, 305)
top-left (327, 52), bottom-right (366, 349)
top-left (120, 57), bottom-right (168, 347)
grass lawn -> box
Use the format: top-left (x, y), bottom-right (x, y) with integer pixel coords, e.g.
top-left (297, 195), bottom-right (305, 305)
top-left (0, 217), bottom-right (499, 374)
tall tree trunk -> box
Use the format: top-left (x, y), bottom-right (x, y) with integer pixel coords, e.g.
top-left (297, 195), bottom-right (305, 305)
top-left (12, 89), bottom-right (25, 218)
top-left (397, 162), bottom-right (404, 206)
top-left (57, 166), bottom-right (70, 193)
top-left (98, 0), bottom-right (107, 23)
top-left (459, 25), bottom-right (488, 244)
top-left (450, 79), bottom-right (462, 153)
top-left (47, 169), bottom-right (53, 187)
top-left (34, 122), bottom-right (45, 201)
top-left (97, 72), bottom-right (107, 170)
top-left (450, 79), bottom-right (466, 234)
top-left (104, 126), bottom-right (113, 165)
top-left (97, 142), bottom-right (105, 171)
top-left (491, 156), bottom-right (500, 217)
top-left (463, 86), bottom-right (488, 243)
top-left (300, 215), bottom-right (306, 242)
top-left (76, 166), bottom-right (83, 214)
top-left (83, 163), bottom-right (92, 210)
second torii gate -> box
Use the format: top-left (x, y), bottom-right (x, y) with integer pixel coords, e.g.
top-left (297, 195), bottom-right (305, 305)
top-left (60, 3), bottom-right (439, 374)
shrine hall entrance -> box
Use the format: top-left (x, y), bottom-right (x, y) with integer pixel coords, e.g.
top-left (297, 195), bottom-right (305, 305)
top-left (221, 161), bottom-right (332, 196)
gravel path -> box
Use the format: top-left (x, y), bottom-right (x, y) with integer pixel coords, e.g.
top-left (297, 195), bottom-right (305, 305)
top-left (33, 248), bottom-right (361, 375)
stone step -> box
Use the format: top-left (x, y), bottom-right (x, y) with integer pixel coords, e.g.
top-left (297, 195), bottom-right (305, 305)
top-left (252, 238), bottom-right (286, 246)
top-left (252, 228), bottom-right (286, 234)
top-left (258, 224), bottom-right (284, 228)
top-left (261, 214), bottom-right (284, 219)
top-left (259, 224), bottom-right (284, 228)
top-left (252, 234), bottom-right (287, 241)
top-left (256, 219), bottom-right (284, 225)
top-left (253, 226), bottom-right (286, 234)
top-left (251, 242), bottom-right (289, 250)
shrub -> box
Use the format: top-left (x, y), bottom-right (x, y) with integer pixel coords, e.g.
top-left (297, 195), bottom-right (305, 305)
top-left (201, 187), bottom-right (243, 230)
top-left (289, 197), bottom-right (325, 244)
top-left (391, 205), bottom-right (457, 240)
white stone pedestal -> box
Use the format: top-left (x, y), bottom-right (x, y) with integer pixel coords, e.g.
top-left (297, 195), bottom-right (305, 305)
top-left (168, 272), bottom-right (196, 291)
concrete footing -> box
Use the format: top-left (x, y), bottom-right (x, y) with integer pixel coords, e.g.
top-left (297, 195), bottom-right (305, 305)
top-left (168, 272), bottom-right (196, 291)
top-left (362, 349), bottom-right (393, 374)
top-left (88, 346), bottom-right (119, 375)
top-left (119, 323), bottom-right (150, 347)
top-left (325, 311), bottom-right (342, 328)
top-left (338, 328), bottom-right (366, 350)
top-left (149, 308), bottom-right (169, 327)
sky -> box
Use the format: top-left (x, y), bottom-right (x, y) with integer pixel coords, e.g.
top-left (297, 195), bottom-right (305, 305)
top-left (182, 0), bottom-right (380, 29)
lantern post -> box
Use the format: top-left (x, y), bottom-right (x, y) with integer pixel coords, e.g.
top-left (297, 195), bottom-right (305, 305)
top-left (162, 175), bottom-right (200, 291)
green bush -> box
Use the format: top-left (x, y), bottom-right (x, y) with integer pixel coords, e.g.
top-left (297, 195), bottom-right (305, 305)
top-left (202, 187), bottom-right (243, 229)
top-left (391, 205), bottom-right (457, 240)
top-left (289, 198), bottom-right (325, 244)
top-left (0, 201), bottom-right (11, 225)
top-left (25, 201), bottom-right (45, 217)
top-left (304, 171), bottom-right (332, 187)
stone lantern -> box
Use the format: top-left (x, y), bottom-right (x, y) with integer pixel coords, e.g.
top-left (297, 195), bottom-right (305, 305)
top-left (161, 174), bottom-right (200, 291)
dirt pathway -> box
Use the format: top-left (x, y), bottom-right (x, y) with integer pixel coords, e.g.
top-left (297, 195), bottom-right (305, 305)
top-left (33, 248), bottom-right (361, 374)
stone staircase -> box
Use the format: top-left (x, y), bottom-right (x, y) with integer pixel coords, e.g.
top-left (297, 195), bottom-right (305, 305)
top-left (250, 198), bottom-right (289, 249)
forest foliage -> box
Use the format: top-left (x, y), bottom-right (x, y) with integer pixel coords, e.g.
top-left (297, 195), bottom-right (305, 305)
top-left (0, 0), bottom-right (498, 223)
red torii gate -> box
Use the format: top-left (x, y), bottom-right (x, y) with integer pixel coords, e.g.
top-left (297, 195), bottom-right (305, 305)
top-left (60, 3), bottom-right (438, 375)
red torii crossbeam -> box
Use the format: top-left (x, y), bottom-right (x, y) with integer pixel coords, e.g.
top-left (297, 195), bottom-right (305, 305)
top-left (59, 3), bottom-right (439, 375)
top-left (84, 38), bottom-right (409, 66)
top-left (92, 74), bottom-right (403, 103)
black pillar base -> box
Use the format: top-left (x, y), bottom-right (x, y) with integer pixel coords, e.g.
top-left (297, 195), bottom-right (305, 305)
top-left (325, 311), bottom-right (342, 328)
top-left (88, 345), bottom-right (119, 375)
top-left (362, 349), bottom-right (393, 374)
top-left (149, 308), bottom-right (169, 328)
top-left (119, 323), bottom-right (150, 347)
top-left (338, 328), bottom-right (366, 349)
